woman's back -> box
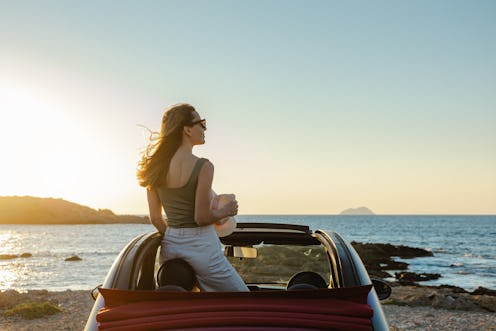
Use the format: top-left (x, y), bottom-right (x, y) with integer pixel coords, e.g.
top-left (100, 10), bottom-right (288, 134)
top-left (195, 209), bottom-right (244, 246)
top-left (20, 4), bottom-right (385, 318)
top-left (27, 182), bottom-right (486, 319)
top-left (166, 153), bottom-right (200, 189)
top-left (158, 154), bottom-right (208, 228)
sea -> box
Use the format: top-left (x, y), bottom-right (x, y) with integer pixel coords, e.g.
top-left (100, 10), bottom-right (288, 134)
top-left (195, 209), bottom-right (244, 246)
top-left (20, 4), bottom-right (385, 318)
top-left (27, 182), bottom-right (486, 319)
top-left (0, 215), bottom-right (494, 292)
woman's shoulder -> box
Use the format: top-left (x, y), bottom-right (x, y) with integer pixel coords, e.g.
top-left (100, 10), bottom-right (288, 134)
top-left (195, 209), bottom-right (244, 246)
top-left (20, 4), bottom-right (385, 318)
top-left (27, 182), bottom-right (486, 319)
top-left (197, 157), bottom-right (212, 168)
top-left (197, 156), bottom-right (210, 164)
top-left (196, 157), bottom-right (213, 174)
top-left (179, 155), bottom-right (209, 168)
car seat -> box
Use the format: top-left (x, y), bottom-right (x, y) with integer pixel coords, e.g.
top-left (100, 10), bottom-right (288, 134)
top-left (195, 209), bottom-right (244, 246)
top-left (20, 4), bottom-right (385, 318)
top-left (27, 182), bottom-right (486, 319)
top-left (287, 271), bottom-right (327, 290)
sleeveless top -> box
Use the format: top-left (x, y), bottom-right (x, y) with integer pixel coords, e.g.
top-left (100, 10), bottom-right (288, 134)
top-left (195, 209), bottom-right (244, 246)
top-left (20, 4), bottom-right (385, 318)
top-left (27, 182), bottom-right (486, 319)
top-left (157, 158), bottom-right (208, 228)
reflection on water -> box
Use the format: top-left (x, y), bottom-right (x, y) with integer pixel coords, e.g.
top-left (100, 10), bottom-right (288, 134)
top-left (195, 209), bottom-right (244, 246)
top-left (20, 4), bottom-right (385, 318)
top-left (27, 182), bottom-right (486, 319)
top-left (0, 224), bottom-right (151, 291)
top-left (0, 269), bottom-right (15, 289)
top-left (0, 232), bottom-right (17, 254)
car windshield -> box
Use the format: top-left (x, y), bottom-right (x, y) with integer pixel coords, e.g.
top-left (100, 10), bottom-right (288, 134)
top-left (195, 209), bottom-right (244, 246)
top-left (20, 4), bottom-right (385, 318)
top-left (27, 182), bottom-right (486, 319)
top-left (227, 243), bottom-right (331, 287)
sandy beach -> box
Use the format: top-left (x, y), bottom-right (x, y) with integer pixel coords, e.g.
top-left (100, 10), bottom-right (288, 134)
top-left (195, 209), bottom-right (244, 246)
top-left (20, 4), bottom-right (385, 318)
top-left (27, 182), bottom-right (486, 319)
top-left (1, 286), bottom-right (495, 331)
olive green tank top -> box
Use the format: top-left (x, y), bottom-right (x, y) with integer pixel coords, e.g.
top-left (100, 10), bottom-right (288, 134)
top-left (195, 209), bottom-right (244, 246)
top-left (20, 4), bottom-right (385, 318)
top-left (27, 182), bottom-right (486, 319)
top-left (157, 158), bottom-right (208, 228)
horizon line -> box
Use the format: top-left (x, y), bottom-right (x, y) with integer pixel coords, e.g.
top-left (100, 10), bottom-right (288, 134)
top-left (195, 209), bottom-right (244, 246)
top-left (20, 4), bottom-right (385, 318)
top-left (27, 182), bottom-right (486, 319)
top-left (127, 213), bottom-right (496, 216)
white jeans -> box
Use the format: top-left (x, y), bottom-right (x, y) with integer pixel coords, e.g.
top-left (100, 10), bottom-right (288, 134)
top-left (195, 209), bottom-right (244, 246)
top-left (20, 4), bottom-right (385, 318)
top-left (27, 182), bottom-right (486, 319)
top-left (160, 225), bottom-right (249, 292)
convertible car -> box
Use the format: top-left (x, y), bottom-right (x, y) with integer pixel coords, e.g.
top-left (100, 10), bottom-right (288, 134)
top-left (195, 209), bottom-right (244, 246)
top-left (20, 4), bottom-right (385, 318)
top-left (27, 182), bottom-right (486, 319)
top-left (84, 222), bottom-right (390, 330)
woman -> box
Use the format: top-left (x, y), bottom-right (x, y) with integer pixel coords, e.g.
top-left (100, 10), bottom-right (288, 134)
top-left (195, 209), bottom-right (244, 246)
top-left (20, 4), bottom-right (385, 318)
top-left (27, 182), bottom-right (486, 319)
top-left (137, 103), bottom-right (248, 291)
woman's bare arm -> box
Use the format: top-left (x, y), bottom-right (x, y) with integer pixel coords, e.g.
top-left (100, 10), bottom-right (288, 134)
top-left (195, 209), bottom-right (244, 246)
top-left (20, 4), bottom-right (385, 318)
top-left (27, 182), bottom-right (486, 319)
top-left (194, 161), bottom-right (238, 226)
top-left (147, 188), bottom-right (167, 233)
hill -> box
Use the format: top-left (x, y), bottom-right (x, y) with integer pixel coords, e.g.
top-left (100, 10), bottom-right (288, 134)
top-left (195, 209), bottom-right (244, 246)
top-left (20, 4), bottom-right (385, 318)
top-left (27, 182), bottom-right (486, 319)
top-left (339, 206), bottom-right (375, 215)
top-left (0, 196), bottom-right (149, 224)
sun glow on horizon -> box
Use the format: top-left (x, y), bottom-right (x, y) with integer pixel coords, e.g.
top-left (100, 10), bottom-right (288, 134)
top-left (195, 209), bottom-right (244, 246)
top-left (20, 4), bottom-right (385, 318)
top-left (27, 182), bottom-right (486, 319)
top-left (0, 77), bottom-right (124, 210)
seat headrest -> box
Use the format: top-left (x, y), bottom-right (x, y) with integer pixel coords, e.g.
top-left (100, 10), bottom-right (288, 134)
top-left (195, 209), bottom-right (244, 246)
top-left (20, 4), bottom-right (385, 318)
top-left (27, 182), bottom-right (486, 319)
top-left (287, 271), bottom-right (327, 289)
top-left (157, 258), bottom-right (196, 291)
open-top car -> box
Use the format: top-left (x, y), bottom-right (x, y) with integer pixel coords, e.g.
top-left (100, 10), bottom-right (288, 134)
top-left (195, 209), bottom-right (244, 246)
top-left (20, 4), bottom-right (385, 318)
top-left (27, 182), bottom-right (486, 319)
top-left (85, 222), bottom-right (390, 330)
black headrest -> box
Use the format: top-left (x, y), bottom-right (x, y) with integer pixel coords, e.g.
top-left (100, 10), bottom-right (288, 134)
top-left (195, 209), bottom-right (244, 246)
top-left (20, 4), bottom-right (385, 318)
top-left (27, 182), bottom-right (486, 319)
top-left (287, 271), bottom-right (327, 289)
top-left (287, 283), bottom-right (319, 291)
top-left (157, 258), bottom-right (196, 291)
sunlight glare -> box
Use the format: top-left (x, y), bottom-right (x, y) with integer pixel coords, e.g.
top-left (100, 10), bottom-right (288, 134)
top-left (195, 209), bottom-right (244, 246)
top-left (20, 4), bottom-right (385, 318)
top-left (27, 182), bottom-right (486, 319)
top-left (0, 233), bottom-right (16, 288)
top-left (0, 81), bottom-right (112, 206)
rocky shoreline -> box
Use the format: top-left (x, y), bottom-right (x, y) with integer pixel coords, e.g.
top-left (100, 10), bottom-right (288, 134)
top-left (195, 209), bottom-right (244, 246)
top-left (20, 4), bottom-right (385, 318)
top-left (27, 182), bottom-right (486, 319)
top-left (352, 241), bottom-right (437, 281)
top-left (352, 241), bottom-right (496, 312)
top-left (1, 242), bottom-right (494, 330)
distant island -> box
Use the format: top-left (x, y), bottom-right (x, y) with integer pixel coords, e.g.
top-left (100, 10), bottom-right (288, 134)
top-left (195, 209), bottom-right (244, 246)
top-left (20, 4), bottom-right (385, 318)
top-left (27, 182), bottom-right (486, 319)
top-left (339, 206), bottom-right (375, 215)
top-left (0, 196), bottom-right (149, 224)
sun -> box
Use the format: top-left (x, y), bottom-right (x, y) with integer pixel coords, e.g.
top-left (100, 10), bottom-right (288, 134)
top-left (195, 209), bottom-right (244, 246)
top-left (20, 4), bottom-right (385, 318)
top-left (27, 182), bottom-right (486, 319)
top-left (0, 82), bottom-right (110, 206)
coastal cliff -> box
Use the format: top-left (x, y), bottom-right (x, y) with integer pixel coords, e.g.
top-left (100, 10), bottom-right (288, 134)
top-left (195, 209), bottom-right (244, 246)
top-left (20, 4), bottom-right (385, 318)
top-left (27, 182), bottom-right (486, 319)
top-left (0, 196), bottom-right (148, 224)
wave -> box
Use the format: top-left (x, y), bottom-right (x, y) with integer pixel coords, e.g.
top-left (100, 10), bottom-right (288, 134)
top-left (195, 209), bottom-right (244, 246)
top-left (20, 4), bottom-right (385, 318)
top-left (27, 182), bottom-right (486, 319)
top-left (463, 253), bottom-right (484, 259)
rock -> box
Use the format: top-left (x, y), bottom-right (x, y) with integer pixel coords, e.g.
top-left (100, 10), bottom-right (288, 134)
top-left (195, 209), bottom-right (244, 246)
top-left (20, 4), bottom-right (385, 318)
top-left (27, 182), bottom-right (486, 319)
top-left (471, 287), bottom-right (496, 297)
top-left (382, 261), bottom-right (409, 270)
top-left (430, 292), bottom-right (481, 311)
top-left (395, 272), bottom-right (441, 284)
top-left (388, 285), bottom-right (494, 312)
top-left (0, 254), bottom-right (18, 259)
top-left (20, 252), bottom-right (33, 258)
top-left (352, 242), bottom-right (432, 261)
top-left (64, 255), bottom-right (82, 261)
top-left (433, 284), bottom-right (467, 293)
top-left (369, 270), bottom-right (393, 279)
top-left (474, 294), bottom-right (496, 312)
top-left (351, 242), bottom-right (433, 283)
top-left (0, 290), bottom-right (27, 309)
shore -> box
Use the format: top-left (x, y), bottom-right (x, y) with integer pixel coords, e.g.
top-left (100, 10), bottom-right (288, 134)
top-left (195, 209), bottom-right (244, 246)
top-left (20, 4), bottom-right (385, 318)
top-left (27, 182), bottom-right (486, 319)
top-left (1, 286), bottom-right (495, 331)
top-left (384, 285), bottom-right (496, 331)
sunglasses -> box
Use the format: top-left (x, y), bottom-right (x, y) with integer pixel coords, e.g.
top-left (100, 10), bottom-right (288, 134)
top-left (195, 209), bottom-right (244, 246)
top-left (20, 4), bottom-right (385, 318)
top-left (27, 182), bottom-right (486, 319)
top-left (191, 118), bottom-right (207, 130)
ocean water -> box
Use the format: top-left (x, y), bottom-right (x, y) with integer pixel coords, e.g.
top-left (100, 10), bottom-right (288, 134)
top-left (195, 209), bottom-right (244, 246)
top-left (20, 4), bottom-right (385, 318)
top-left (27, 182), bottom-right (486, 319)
top-left (0, 215), bottom-right (494, 292)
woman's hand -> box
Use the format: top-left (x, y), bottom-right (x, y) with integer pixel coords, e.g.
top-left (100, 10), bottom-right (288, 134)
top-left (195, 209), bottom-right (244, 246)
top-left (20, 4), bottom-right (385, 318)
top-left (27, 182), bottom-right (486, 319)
top-left (195, 161), bottom-right (239, 225)
top-left (213, 193), bottom-right (238, 218)
top-left (221, 199), bottom-right (238, 217)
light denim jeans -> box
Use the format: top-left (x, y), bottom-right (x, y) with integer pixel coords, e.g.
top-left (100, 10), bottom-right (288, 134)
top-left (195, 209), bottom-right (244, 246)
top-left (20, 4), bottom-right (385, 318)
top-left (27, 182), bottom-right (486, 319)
top-left (160, 225), bottom-right (249, 292)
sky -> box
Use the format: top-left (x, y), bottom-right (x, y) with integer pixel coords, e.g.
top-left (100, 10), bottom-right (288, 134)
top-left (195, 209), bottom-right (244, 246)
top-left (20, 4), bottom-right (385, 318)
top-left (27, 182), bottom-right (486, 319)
top-left (1, 0), bottom-right (495, 215)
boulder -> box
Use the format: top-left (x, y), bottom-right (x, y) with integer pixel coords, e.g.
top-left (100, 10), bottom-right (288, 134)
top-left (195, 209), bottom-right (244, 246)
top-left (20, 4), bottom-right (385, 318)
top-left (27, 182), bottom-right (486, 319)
top-left (474, 294), bottom-right (496, 312)
top-left (395, 272), bottom-right (441, 285)
top-left (64, 255), bottom-right (82, 261)
top-left (471, 287), bottom-right (496, 297)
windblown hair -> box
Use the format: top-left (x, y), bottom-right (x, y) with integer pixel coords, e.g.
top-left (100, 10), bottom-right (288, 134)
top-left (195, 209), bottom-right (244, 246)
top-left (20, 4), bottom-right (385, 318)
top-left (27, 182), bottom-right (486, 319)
top-left (137, 103), bottom-right (196, 188)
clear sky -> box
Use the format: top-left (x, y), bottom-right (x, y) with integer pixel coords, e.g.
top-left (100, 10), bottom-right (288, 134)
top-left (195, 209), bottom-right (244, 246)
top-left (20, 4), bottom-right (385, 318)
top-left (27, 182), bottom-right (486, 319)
top-left (1, 1), bottom-right (495, 215)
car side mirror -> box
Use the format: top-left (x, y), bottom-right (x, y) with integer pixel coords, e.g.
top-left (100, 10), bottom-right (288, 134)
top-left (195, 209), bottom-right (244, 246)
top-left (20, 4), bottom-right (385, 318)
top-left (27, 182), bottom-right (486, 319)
top-left (372, 279), bottom-right (392, 300)
top-left (91, 284), bottom-right (102, 301)
top-left (224, 246), bottom-right (257, 258)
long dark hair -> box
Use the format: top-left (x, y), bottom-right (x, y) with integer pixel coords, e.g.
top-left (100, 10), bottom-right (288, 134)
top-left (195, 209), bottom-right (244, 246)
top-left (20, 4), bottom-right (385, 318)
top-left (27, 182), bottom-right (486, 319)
top-left (137, 103), bottom-right (196, 188)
